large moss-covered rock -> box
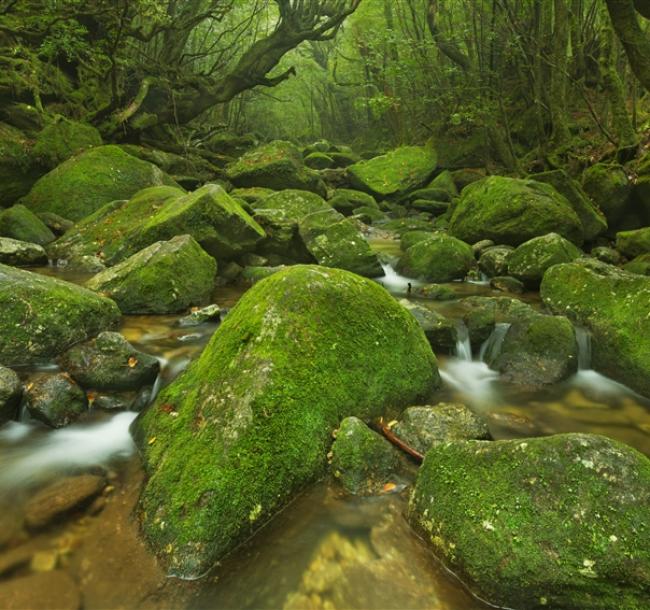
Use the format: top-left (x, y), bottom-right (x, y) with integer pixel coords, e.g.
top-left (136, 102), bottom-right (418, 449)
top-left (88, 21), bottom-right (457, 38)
top-left (532, 169), bottom-right (607, 241)
top-left (399, 299), bottom-right (457, 353)
top-left (508, 232), bottom-right (583, 286)
top-left (396, 233), bottom-right (474, 282)
top-left (581, 163), bottom-right (632, 226)
top-left (478, 245), bottom-right (514, 277)
top-left (449, 176), bottom-right (583, 246)
top-left (409, 434), bottom-right (650, 610)
top-left (32, 118), bottom-right (102, 169)
top-left (226, 141), bottom-right (326, 196)
top-left (348, 146), bottom-right (438, 198)
top-left (86, 235), bottom-right (216, 314)
top-left (329, 188), bottom-right (378, 216)
top-left (0, 237), bottom-right (47, 266)
top-left (50, 184), bottom-right (264, 265)
top-left (541, 259), bottom-right (650, 397)
top-left (133, 265), bottom-right (439, 577)
top-left (616, 227), bottom-right (650, 258)
top-left (24, 373), bottom-right (88, 428)
top-left (21, 145), bottom-right (177, 221)
top-left (298, 210), bottom-right (383, 277)
top-left (0, 264), bottom-right (120, 365)
top-left (0, 204), bottom-right (55, 245)
top-left (624, 253), bottom-right (650, 276)
top-left (0, 122), bottom-right (45, 206)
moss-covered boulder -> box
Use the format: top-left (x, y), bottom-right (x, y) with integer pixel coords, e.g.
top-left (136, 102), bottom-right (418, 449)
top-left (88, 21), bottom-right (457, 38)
top-left (21, 145), bottom-right (177, 221)
top-left (24, 373), bottom-right (88, 428)
top-left (0, 122), bottom-right (45, 206)
top-left (0, 204), bottom-right (55, 245)
top-left (409, 433), bottom-right (650, 610)
top-left (508, 232), bottom-right (583, 286)
top-left (532, 169), bottom-right (607, 241)
top-left (330, 416), bottom-right (400, 495)
top-left (0, 264), bottom-right (120, 365)
top-left (298, 210), bottom-right (383, 278)
top-left (0, 237), bottom-right (47, 266)
top-left (396, 234), bottom-right (474, 282)
top-left (427, 170), bottom-right (458, 198)
top-left (541, 259), bottom-right (650, 397)
top-left (86, 235), bottom-right (216, 314)
top-left (229, 187), bottom-right (275, 205)
top-left (304, 152), bottom-right (335, 170)
top-left (393, 403), bottom-right (490, 455)
top-left (32, 118), bottom-right (102, 169)
top-left (0, 366), bottom-right (22, 424)
top-left (449, 176), bottom-right (583, 246)
top-left (624, 253), bottom-right (650, 276)
top-left (348, 146), bottom-right (438, 199)
top-left (478, 245), bottom-right (514, 277)
top-left (616, 227), bottom-right (650, 258)
top-left (226, 141), bottom-right (326, 196)
top-left (591, 246), bottom-right (622, 265)
top-left (133, 265), bottom-right (439, 577)
top-left (399, 299), bottom-right (457, 353)
top-left (329, 188), bottom-right (378, 216)
top-left (581, 163), bottom-right (632, 226)
top-left (400, 230), bottom-right (437, 252)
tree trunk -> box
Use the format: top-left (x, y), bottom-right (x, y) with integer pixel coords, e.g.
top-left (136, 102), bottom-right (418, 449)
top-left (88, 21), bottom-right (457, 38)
top-left (549, 0), bottom-right (572, 147)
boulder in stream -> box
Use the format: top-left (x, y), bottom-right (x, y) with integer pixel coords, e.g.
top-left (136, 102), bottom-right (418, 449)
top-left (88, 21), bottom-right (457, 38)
top-left (24, 372), bottom-right (88, 428)
top-left (133, 265), bottom-right (439, 577)
top-left (0, 237), bottom-right (47, 266)
top-left (0, 366), bottom-right (22, 424)
top-left (409, 433), bottom-right (650, 610)
top-left (396, 233), bottom-right (474, 282)
top-left (478, 245), bottom-right (514, 277)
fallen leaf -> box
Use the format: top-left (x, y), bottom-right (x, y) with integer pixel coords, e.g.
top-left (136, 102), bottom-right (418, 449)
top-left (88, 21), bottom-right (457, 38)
top-left (382, 482), bottom-right (397, 493)
top-left (128, 356), bottom-right (138, 368)
top-left (148, 437), bottom-right (157, 445)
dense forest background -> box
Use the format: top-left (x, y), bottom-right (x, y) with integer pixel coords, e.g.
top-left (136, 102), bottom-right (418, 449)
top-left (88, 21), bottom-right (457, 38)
top-left (1, 0), bottom-right (649, 169)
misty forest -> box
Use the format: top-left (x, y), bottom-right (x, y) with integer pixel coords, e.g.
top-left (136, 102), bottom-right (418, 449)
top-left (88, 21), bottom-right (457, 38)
top-left (1, 1), bottom-right (650, 609)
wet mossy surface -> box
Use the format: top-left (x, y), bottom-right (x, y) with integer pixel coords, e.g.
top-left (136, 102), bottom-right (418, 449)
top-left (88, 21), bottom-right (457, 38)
top-left (397, 233), bottom-right (474, 282)
top-left (133, 265), bottom-right (439, 578)
top-left (32, 117), bottom-right (102, 169)
top-left (409, 434), bottom-right (650, 610)
top-left (0, 204), bottom-right (55, 245)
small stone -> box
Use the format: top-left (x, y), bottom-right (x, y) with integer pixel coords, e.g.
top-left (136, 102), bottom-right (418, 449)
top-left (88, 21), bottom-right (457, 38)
top-left (490, 276), bottom-right (525, 294)
top-left (177, 304), bottom-right (221, 327)
top-left (31, 551), bottom-right (58, 572)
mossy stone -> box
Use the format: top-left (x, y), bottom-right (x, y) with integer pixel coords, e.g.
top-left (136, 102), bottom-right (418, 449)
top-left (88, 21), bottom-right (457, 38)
top-left (409, 434), bottom-right (650, 610)
top-left (0, 264), bottom-right (120, 365)
top-left (229, 187), bottom-right (275, 204)
top-left (0, 121), bottom-right (45, 206)
top-left (0, 204), bottom-right (55, 245)
top-left (33, 117), bottom-right (102, 169)
top-left (427, 170), bottom-right (458, 197)
top-left (133, 265), bottom-right (439, 578)
top-left (581, 163), bottom-right (632, 226)
top-left (399, 299), bottom-right (457, 353)
top-left (0, 237), bottom-right (47, 266)
top-left (24, 373), bottom-right (88, 428)
top-left (86, 235), bottom-right (216, 314)
top-left (397, 233), bottom-right (474, 282)
top-left (20, 145), bottom-right (178, 221)
top-left (478, 245), bottom-right (514, 277)
top-left (449, 176), bottom-right (584, 246)
top-left (616, 227), bottom-right (650, 258)
top-left (0, 366), bottom-right (22, 424)
top-left (400, 230), bottom-right (437, 252)
top-left (348, 146), bottom-right (438, 198)
top-left (623, 253), bottom-right (650, 276)
top-left (541, 259), bottom-right (650, 397)
top-left (329, 189), bottom-right (378, 216)
top-left (304, 152), bottom-right (335, 170)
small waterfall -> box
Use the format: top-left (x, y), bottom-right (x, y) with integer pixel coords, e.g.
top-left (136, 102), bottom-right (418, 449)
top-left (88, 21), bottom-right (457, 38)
top-left (455, 321), bottom-right (472, 361)
top-left (479, 323), bottom-right (511, 363)
top-left (375, 262), bottom-right (424, 295)
top-left (575, 327), bottom-right (592, 371)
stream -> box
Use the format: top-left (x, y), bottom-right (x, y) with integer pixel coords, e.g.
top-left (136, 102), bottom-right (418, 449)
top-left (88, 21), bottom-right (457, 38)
top-left (1, 244), bottom-right (649, 609)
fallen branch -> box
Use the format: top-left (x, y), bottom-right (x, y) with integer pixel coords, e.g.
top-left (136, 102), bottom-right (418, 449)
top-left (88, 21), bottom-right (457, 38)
top-left (372, 419), bottom-right (424, 464)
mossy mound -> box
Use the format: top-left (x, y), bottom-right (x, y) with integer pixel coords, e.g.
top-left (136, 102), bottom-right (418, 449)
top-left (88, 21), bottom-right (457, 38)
top-left (508, 232), bottom-right (583, 286)
top-left (133, 265), bottom-right (439, 578)
top-left (32, 118), bottom-right (102, 169)
top-left (0, 264), bottom-right (120, 365)
top-left (86, 235), bottom-right (216, 314)
top-left (581, 163), bottom-right (632, 226)
top-left (396, 233), bottom-right (474, 282)
top-left (541, 259), bottom-right (650, 397)
top-left (20, 145), bottom-right (178, 221)
top-left (329, 188), bottom-right (378, 216)
top-left (409, 434), bottom-right (650, 610)
top-left (348, 146), bottom-right (438, 198)
top-left (0, 204), bottom-right (55, 245)
top-left (226, 141), bottom-right (326, 196)
top-left (616, 227), bottom-right (650, 258)
top-left (532, 169), bottom-right (607, 241)
top-left (0, 121), bottom-right (45, 206)
top-left (449, 176), bottom-right (583, 246)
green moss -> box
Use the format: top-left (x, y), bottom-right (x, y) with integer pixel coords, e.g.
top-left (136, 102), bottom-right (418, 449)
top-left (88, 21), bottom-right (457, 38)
top-left (616, 227), bottom-right (650, 258)
top-left (0, 204), bottom-right (55, 245)
top-left (230, 187), bottom-right (276, 204)
top-left (541, 259), bottom-right (650, 397)
top-left (133, 265), bottom-right (439, 578)
top-left (409, 434), bottom-right (650, 609)
top-left (0, 121), bottom-right (45, 206)
top-left (32, 117), bottom-right (102, 169)
top-left (400, 231), bottom-right (436, 252)
top-left (377, 218), bottom-right (436, 236)
top-left (478, 245), bottom-right (514, 277)
top-left (396, 233), bottom-right (474, 282)
top-left (304, 152), bottom-right (335, 170)
top-left (0, 264), bottom-right (120, 365)
top-left (348, 146), bottom-right (438, 198)
top-left (329, 189), bottom-right (378, 216)
top-left (20, 145), bottom-right (179, 221)
top-left (427, 170), bottom-right (458, 197)
top-left (581, 163), bottom-right (632, 226)
top-left (449, 176), bottom-right (584, 246)
top-left (623, 253), bottom-right (650, 276)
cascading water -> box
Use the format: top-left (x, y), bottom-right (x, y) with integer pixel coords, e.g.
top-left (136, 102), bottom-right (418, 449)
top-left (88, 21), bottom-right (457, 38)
top-left (375, 262), bottom-right (425, 295)
top-left (479, 323), bottom-right (511, 363)
top-left (575, 326), bottom-right (592, 371)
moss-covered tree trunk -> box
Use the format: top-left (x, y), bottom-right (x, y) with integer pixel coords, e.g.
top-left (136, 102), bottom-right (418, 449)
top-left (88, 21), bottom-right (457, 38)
top-left (549, 0), bottom-right (572, 147)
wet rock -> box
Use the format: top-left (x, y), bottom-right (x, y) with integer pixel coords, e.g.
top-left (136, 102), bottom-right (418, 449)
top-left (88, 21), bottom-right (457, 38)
top-left (449, 176), bottom-right (583, 246)
top-left (133, 265), bottom-right (439, 577)
top-left (489, 275), bottom-right (524, 294)
top-left (0, 204), bottom-right (55, 245)
top-left (400, 230), bottom-right (437, 252)
top-left (591, 246), bottom-right (622, 265)
top-left (471, 239), bottom-right (494, 257)
top-left (35, 212), bottom-right (73, 236)
top-left (409, 433), bottom-right (650, 610)
top-left (0, 236), bottom-right (47, 266)
top-left (86, 235), bottom-right (217, 314)
top-left (0, 570), bottom-right (81, 610)
top-left (329, 188), bottom-right (378, 216)
top-left (226, 141), bottom-right (326, 196)
top-left (0, 366), bottom-right (22, 423)
top-left (59, 331), bottom-right (159, 391)
top-left (399, 299), bottom-right (457, 353)
top-left (240, 265), bottom-right (284, 284)
top-left (25, 474), bottom-right (106, 529)
top-left (230, 186), bottom-right (275, 205)
top-left (508, 232), bottom-right (583, 286)
top-left (20, 145), bottom-right (177, 221)
top-left (0, 265), bottom-right (120, 365)
top-left (348, 146), bottom-right (438, 198)
top-left (330, 417), bottom-right (399, 495)
top-left (541, 258), bottom-right (650, 397)
top-left (581, 163), bottom-right (632, 226)
top-left (352, 206), bottom-right (386, 224)
top-left (178, 304), bottom-right (221, 327)
top-left (394, 403), bottom-right (490, 454)
top-left (616, 226), bottom-right (650, 258)
top-left (24, 373), bottom-right (88, 428)
top-left (397, 233), bottom-right (474, 282)
top-left (478, 245), bottom-right (514, 277)
top-left (411, 284), bottom-right (456, 301)
top-left (63, 254), bottom-right (106, 273)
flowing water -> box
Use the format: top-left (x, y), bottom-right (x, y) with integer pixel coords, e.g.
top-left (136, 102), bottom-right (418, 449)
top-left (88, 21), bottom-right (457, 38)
top-left (1, 251), bottom-right (649, 609)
